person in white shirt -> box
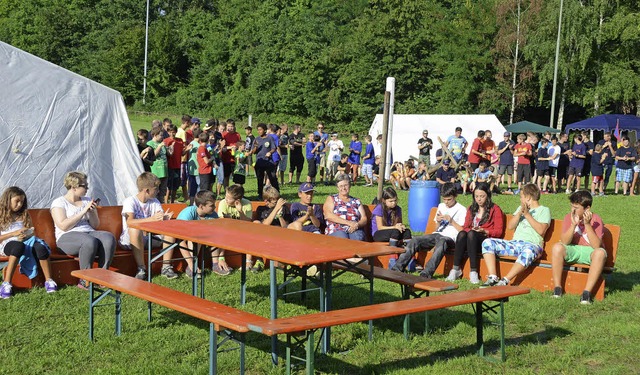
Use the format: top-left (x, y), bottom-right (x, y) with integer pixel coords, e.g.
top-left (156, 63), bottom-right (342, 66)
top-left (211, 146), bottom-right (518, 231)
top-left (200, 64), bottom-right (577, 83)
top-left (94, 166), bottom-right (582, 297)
top-left (326, 133), bottom-right (344, 183)
top-left (548, 136), bottom-right (562, 193)
top-left (391, 183), bottom-right (467, 278)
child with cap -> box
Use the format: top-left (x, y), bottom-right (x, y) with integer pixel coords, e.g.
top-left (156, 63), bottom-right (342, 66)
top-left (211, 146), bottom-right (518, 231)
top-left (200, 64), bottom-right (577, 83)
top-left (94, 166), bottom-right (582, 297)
top-left (288, 183), bottom-right (324, 234)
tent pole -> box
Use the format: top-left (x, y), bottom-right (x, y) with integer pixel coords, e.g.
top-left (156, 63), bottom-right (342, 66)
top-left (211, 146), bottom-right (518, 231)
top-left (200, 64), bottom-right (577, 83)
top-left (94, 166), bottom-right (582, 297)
top-left (377, 91), bottom-right (391, 201)
top-left (549, 0), bottom-right (564, 129)
top-left (142, 0), bottom-right (150, 105)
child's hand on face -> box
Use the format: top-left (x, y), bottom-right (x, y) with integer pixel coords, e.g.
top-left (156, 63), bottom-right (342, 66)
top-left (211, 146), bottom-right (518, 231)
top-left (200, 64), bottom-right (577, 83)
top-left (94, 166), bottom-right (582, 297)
top-left (583, 209), bottom-right (592, 224)
top-left (234, 200), bottom-right (243, 211)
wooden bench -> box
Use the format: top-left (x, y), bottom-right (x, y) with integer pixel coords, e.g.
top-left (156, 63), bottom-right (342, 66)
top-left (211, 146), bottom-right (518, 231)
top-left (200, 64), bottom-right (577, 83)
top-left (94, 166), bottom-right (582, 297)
top-left (413, 207), bottom-right (620, 300)
top-left (71, 268), bottom-right (268, 375)
top-left (248, 285), bottom-right (530, 374)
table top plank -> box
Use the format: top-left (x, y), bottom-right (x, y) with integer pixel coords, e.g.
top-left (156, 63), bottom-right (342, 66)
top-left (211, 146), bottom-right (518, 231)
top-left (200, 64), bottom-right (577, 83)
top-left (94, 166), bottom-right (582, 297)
top-left (129, 219), bottom-right (401, 266)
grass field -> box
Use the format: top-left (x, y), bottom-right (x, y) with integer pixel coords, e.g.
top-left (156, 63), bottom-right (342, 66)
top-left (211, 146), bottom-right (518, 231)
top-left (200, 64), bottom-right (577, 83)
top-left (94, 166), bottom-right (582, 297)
top-left (1, 112), bottom-right (639, 374)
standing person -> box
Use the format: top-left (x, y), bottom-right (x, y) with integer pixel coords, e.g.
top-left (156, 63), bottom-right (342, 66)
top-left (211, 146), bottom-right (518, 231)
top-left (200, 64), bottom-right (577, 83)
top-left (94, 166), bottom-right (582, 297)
top-left (483, 130), bottom-right (497, 173)
top-left (551, 191), bottom-right (607, 304)
top-left (221, 119), bottom-right (242, 189)
top-left (323, 174), bottom-right (367, 241)
top-left (448, 183), bottom-right (504, 284)
top-left (590, 144), bottom-right (606, 196)
top-left (278, 123), bottom-right (290, 186)
top-left (314, 123), bottom-right (329, 182)
top-left (370, 187), bottom-right (411, 247)
top-left (196, 132), bottom-right (216, 193)
top-left (0, 187), bottom-right (57, 298)
top-left (51, 172), bottom-right (116, 289)
top-left (120, 172), bottom-right (176, 280)
top-left (514, 134), bottom-right (533, 194)
top-left (597, 132), bottom-right (617, 191)
top-left (137, 129), bottom-right (155, 173)
top-left (547, 136), bottom-right (561, 193)
top-left (581, 131), bottom-right (594, 190)
top-left (373, 134), bottom-right (384, 162)
top-left (348, 134), bottom-right (362, 183)
top-left (391, 182), bottom-right (466, 279)
top-left (163, 125), bottom-right (186, 203)
top-left (178, 115), bottom-right (193, 203)
top-left (481, 184), bottom-right (551, 287)
top-left (306, 133), bottom-right (322, 183)
top-left (467, 130), bottom-right (486, 171)
top-left (244, 125), bottom-right (255, 177)
top-left (631, 143), bottom-right (640, 195)
top-left (326, 133), bottom-right (344, 183)
top-left (557, 133), bottom-right (571, 191)
top-left (147, 127), bottom-right (168, 203)
top-left (251, 123), bottom-right (278, 200)
top-left (361, 135), bottom-right (376, 186)
top-left (446, 127), bottom-right (468, 164)
top-left (186, 128), bottom-right (202, 204)
top-left (614, 136), bottom-right (637, 195)
top-left (535, 138), bottom-right (551, 193)
top-left (162, 118), bottom-right (172, 139)
top-left (288, 124), bottom-right (305, 184)
top-left (417, 130), bottom-right (433, 167)
top-left (566, 134), bottom-right (587, 194)
top-left (497, 132), bottom-right (515, 192)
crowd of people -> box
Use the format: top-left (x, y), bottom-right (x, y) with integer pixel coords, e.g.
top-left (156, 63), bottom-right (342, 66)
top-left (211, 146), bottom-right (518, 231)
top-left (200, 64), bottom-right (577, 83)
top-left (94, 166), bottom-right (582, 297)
top-left (0, 118), bottom-right (626, 305)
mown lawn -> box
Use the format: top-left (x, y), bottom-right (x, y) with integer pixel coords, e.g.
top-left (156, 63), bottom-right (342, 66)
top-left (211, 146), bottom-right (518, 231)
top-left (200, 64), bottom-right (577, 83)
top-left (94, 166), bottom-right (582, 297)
top-left (1, 112), bottom-right (637, 374)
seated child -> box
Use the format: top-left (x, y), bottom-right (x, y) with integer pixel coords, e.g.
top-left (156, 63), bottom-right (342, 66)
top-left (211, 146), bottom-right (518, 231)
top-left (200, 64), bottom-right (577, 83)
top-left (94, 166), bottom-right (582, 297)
top-left (0, 187), bottom-right (57, 298)
top-left (251, 186), bottom-right (292, 272)
top-left (371, 187), bottom-right (411, 246)
top-left (481, 183), bottom-right (550, 286)
top-left (175, 190), bottom-right (219, 279)
top-left (391, 183), bottom-right (466, 278)
top-left (470, 161), bottom-right (494, 192)
top-left (120, 172), bottom-right (175, 280)
top-left (215, 184), bottom-right (252, 275)
top-left (551, 191), bottom-right (606, 304)
top-left (288, 183), bottom-right (324, 234)
top-left (414, 161), bottom-right (428, 181)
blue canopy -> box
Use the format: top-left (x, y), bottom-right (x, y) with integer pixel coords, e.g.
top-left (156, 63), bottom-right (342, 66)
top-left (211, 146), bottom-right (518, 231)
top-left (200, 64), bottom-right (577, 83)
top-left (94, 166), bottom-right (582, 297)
top-left (564, 114), bottom-right (640, 133)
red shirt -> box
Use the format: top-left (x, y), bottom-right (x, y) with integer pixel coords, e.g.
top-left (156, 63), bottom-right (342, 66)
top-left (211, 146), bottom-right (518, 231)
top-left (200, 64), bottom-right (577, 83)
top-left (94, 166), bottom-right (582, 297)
top-left (483, 139), bottom-right (496, 164)
top-left (515, 142), bottom-right (532, 164)
top-left (185, 130), bottom-right (194, 145)
top-left (467, 138), bottom-right (485, 164)
top-left (197, 145), bottom-right (212, 174)
top-left (163, 137), bottom-right (184, 169)
top-left (462, 204), bottom-right (505, 238)
top-left (221, 131), bottom-right (242, 163)
top-left (562, 213), bottom-right (604, 246)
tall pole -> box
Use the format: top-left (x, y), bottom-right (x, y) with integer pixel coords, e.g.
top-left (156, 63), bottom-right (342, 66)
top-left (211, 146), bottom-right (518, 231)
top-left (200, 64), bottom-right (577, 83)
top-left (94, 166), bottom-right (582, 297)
top-left (143, 0), bottom-right (150, 105)
top-left (549, 0), bottom-right (564, 129)
top-left (377, 91), bottom-right (391, 201)
top-left (384, 77), bottom-right (395, 180)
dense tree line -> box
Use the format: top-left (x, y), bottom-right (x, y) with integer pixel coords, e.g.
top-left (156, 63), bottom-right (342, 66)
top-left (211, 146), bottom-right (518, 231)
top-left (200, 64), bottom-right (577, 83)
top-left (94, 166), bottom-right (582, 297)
top-left (1, 0), bottom-right (639, 131)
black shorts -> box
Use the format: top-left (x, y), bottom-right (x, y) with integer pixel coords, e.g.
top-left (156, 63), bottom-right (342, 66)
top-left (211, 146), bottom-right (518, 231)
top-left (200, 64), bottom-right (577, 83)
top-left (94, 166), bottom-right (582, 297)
top-left (167, 168), bottom-right (181, 190)
top-left (516, 164), bottom-right (531, 183)
top-left (497, 164), bottom-right (514, 175)
top-left (307, 158), bottom-right (317, 178)
top-left (567, 166), bottom-right (583, 177)
top-left (548, 166), bottom-right (557, 177)
top-left (536, 168), bottom-right (549, 177)
top-left (199, 172), bottom-right (213, 192)
top-left (223, 162), bottom-right (235, 179)
top-left (290, 153), bottom-right (304, 174)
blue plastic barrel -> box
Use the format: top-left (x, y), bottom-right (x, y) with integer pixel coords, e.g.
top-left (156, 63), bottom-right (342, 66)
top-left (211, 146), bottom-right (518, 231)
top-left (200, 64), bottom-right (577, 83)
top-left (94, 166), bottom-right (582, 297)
top-left (408, 180), bottom-right (440, 232)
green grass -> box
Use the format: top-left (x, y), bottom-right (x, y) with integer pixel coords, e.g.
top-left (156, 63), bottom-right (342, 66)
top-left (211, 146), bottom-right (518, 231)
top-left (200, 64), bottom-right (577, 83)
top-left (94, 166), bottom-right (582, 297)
top-left (1, 111), bottom-right (638, 374)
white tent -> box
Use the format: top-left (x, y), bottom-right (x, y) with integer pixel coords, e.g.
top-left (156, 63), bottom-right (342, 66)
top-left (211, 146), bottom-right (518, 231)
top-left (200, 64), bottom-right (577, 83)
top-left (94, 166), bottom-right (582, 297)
top-left (0, 42), bottom-right (142, 208)
top-left (369, 114), bottom-right (508, 164)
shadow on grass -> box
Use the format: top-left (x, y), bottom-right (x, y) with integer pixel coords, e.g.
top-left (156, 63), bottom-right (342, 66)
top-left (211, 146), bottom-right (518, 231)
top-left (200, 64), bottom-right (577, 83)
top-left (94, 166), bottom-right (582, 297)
top-left (607, 271), bottom-right (640, 293)
top-left (315, 326), bottom-right (573, 374)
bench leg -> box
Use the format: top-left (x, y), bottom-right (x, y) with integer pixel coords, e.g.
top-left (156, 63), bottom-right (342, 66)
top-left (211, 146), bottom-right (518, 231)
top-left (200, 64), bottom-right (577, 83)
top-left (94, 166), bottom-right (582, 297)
top-left (321, 262), bottom-right (331, 354)
top-left (270, 261), bottom-right (278, 365)
top-left (239, 333), bottom-right (246, 375)
top-left (475, 300), bottom-right (507, 362)
top-left (89, 282), bottom-right (95, 341)
top-left (368, 259), bottom-right (374, 341)
top-left (147, 234), bottom-right (153, 322)
top-left (115, 291), bottom-right (121, 336)
top-left (286, 335), bottom-right (292, 375)
top-left (475, 301), bottom-right (484, 357)
top-left (209, 323), bottom-right (217, 375)
top-left (240, 253), bottom-right (247, 305)
top-left (306, 330), bottom-right (315, 375)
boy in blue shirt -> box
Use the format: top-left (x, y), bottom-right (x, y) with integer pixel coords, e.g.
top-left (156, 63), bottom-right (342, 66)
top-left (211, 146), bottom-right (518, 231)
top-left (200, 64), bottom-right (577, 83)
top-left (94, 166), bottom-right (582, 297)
top-left (306, 132), bottom-right (322, 183)
top-left (175, 190), bottom-right (218, 278)
top-left (348, 134), bottom-right (362, 183)
top-left (566, 134), bottom-right (587, 194)
top-left (289, 183), bottom-right (324, 234)
top-left (361, 135), bottom-right (376, 186)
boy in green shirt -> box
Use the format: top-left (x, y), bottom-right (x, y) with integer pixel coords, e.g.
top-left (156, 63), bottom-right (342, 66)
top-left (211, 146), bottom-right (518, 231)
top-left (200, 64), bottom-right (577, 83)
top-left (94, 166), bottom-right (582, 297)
top-left (214, 184), bottom-right (252, 275)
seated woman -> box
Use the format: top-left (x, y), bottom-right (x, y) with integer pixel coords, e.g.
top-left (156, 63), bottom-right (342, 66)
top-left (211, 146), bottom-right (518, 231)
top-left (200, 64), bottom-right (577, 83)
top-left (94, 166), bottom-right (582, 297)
top-left (447, 183), bottom-right (504, 284)
top-left (323, 174), bottom-right (367, 241)
top-left (51, 171), bottom-right (116, 289)
top-left (371, 187), bottom-right (411, 247)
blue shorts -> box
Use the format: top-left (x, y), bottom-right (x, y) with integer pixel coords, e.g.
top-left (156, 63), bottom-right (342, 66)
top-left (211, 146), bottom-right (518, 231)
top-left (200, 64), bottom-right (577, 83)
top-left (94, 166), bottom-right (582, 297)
top-left (616, 168), bottom-right (633, 183)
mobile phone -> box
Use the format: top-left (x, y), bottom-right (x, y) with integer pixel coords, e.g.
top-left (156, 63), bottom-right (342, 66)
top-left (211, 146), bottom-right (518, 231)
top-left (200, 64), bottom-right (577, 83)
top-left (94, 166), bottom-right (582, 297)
top-left (94, 198), bottom-right (101, 205)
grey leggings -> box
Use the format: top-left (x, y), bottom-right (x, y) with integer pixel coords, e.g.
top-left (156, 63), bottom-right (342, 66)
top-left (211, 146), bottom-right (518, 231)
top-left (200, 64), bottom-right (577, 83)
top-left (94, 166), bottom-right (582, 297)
top-left (57, 231), bottom-right (116, 269)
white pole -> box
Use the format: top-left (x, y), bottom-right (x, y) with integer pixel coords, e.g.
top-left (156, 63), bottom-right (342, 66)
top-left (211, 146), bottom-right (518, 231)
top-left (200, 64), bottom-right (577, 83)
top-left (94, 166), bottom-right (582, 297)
top-left (385, 77), bottom-right (395, 180)
top-left (248, 114), bottom-right (252, 128)
top-left (549, 0), bottom-right (564, 129)
top-left (142, 0), bottom-right (150, 105)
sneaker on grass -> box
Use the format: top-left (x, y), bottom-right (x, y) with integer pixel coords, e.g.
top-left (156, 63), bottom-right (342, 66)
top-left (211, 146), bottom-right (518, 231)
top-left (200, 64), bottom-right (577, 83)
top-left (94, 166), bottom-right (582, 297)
top-left (552, 286), bottom-right (563, 298)
top-left (185, 267), bottom-right (202, 279)
top-left (135, 266), bottom-right (147, 280)
top-left (45, 279), bottom-right (58, 293)
top-left (469, 271), bottom-right (480, 284)
top-left (445, 268), bottom-right (462, 282)
top-left (211, 263), bottom-right (231, 276)
top-left (1, 282), bottom-right (13, 299)
top-left (580, 290), bottom-right (592, 305)
top-left (161, 266), bottom-right (178, 280)
top-left (77, 279), bottom-right (89, 290)
top-left (496, 277), bottom-right (509, 286)
top-left (251, 259), bottom-right (265, 273)
top-left (481, 275), bottom-right (499, 288)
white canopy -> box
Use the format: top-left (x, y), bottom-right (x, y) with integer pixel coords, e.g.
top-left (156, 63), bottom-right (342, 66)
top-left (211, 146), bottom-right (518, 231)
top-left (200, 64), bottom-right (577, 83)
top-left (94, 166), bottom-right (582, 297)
top-left (369, 114), bottom-right (508, 164)
top-left (0, 42), bottom-right (142, 208)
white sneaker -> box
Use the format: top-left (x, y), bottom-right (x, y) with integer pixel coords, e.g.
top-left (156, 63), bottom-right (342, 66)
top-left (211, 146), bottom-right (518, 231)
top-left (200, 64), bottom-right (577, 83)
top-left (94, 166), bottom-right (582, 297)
top-left (469, 271), bottom-right (480, 284)
top-left (445, 268), bottom-right (462, 282)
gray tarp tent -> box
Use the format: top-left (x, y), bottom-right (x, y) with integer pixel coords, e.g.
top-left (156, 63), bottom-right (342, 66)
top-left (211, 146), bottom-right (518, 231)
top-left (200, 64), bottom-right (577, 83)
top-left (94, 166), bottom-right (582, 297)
top-left (0, 42), bottom-right (142, 208)
top-left (505, 121), bottom-right (561, 134)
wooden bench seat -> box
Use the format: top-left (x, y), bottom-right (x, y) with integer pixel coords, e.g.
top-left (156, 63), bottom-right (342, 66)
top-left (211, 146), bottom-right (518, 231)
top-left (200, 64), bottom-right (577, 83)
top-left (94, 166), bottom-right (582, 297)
top-left (248, 285), bottom-right (530, 374)
top-left (72, 268), bottom-right (268, 375)
top-left (412, 207), bottom-right (620, 300)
